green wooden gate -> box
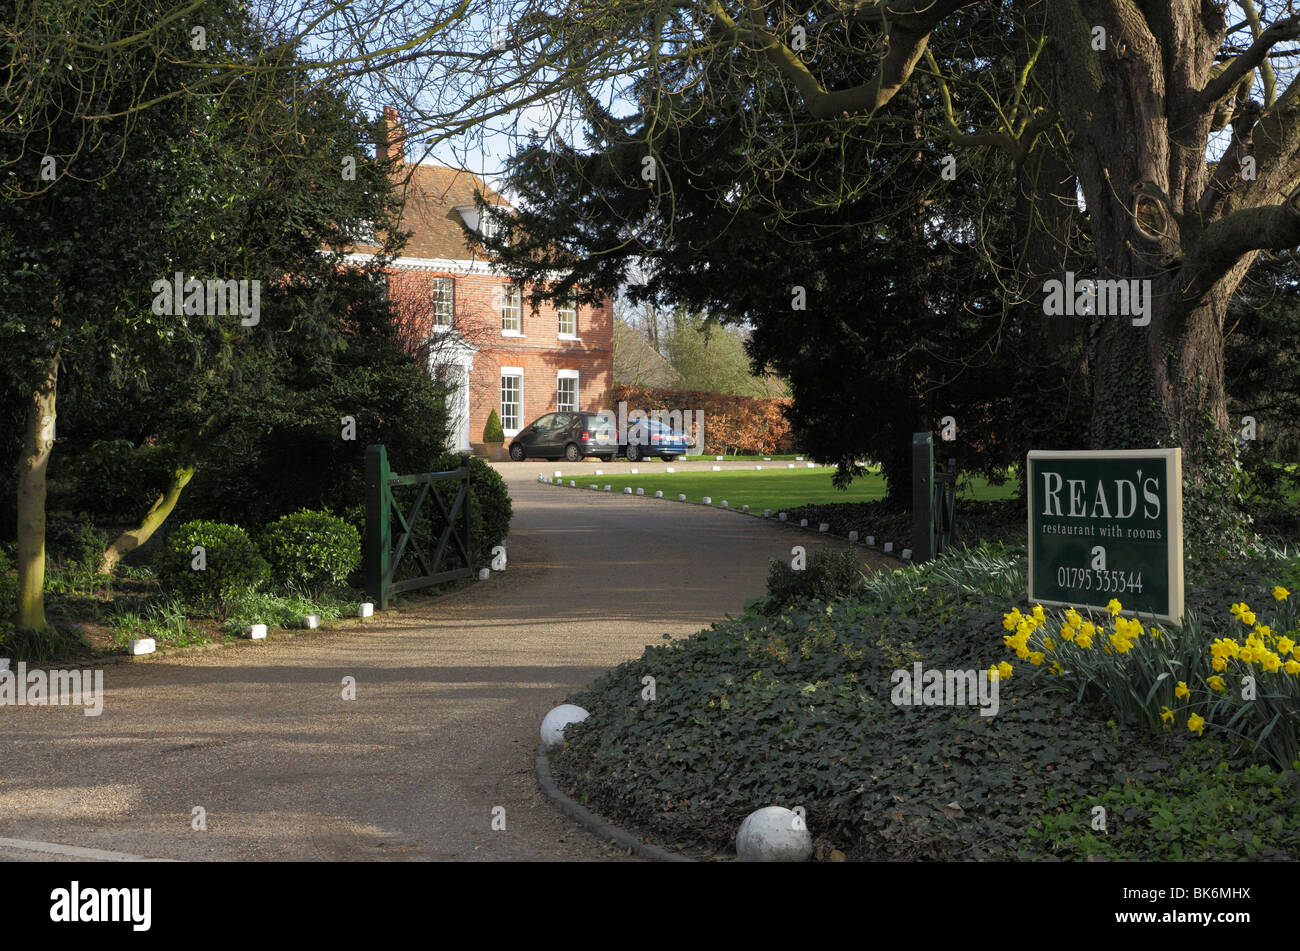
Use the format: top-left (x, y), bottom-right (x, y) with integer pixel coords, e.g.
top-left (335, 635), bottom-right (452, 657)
top-left (364, 444), bottom-right (473, 609)
top-left (911, 432), bottom-right (958, 563)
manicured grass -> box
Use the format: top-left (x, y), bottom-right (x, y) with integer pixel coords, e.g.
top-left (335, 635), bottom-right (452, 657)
top-left (561, 466), bottom-right (1017, 514)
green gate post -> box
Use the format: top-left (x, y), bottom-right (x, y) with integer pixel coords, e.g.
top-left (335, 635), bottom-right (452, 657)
top-left (912, 433), bottom-right (935, 564)
top-left (364, 444), bottom-right (392, 609)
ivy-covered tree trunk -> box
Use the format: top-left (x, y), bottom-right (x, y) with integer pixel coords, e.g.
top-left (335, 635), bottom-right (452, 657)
top-left (15, 353), bottom-right (58, 631)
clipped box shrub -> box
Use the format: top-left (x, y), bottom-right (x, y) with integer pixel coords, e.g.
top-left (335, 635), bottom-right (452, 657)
top-left (154, 520), bottom-right (270, 614)
top-left (483, 409), bottom-right (505, 443)
top-left (261, 509), bottom-right (361, 595)
top-left (763, 546), bottom-right (865, 614)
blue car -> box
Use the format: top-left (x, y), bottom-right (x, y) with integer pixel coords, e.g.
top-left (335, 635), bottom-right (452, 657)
top-left (622, 417), bottom-right (692, 462)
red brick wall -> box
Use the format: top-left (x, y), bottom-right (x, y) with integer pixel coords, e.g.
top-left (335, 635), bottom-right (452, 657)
top-left (385, 268), bottom-right (613, 445)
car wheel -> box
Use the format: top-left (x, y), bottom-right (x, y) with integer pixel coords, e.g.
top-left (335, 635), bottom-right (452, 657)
top-left (660, 455), bottom-right (676, 462)
top-left (564, 443), bottom-right (583, 463)
top-left (509, 443), bottom-right (525, 461)
top-left (626, 443), bottom-right (642, 462)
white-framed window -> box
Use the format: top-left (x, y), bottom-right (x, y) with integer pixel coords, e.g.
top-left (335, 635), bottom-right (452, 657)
top-left (480, 207), bottom-right (505, 243)
top-left (501, 283), bottom-right (522, 334)
top-left (431, 277), bottom-right (454, 327)
top-left (557, 369), bottom-right (578, 412)
top-left (500, 367), bottom-right (523, 434)
top-left (557, 298), bottom-right (577, 338)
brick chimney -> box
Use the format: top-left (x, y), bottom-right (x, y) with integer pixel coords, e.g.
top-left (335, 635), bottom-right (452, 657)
top-left (376, 106), bottom-right (406, 162)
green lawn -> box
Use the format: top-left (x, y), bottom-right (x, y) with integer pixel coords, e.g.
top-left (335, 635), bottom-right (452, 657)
top-left (560, 466), bottom-right (1018, 513)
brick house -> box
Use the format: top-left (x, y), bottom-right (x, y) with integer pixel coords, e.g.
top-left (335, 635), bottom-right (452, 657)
top-left (347, 108), bottom-right (613, 455)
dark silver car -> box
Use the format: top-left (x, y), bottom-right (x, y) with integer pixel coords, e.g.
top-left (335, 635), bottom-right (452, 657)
top-left (508, 411), bottom-right (618, 462)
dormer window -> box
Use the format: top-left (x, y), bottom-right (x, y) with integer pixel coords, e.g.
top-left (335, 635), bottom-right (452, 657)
top-left (455, 203), bottom-right (507, 245)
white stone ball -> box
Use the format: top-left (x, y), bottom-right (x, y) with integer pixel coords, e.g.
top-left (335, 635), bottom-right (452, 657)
top-left (736, 807), bottom-right (812, 862)
top-left (540, 704), bottom-right (590, 751)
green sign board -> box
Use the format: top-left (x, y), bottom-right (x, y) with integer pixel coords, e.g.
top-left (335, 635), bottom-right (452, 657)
top-left (1027, 449), bottom-right (1184, 623)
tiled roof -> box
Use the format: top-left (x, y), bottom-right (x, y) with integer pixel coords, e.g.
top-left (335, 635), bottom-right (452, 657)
top-left (361, 162), bottom-right (509, 262)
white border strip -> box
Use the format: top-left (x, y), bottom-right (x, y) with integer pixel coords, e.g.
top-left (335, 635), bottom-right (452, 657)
top-left (0, 836), bottom-right (174, 862)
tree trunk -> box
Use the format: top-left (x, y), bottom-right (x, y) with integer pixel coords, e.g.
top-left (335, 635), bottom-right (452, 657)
top-left (99, 463), bottom-right (196, 573)
top-left (15, 353), bottom-right (59, 631)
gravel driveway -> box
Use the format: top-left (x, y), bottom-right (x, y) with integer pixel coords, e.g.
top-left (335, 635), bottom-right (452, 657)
top-left (0, 461), bottom-right (892, 861)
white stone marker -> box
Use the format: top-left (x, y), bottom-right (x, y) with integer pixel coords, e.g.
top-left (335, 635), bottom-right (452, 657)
top-left (631, 468), bottom-right (638, 474)
top-left (654, 490), bottom-right (663, 498)
top-left (129, 638), bottom-right (156, 656)
top-left (479, 568), bottom-right (491, 580)
top-left (764, 457), bottom-right (771, 461)
top-left (636, 487), bottom-right (644, 495)
top-left (541, 704), bottom-right (590, 752)
top-left (303, 615), bottom-right (321, 629)
top-left (716, 456), bottom-right (724, 461)
top-left (779, 513), bottom-right (787, 521)
top-left (595, 469), bottom-right (603, 475)
top-left (624, 487), bottom-right (633, 494)
top-left (569, 480), bottom-right (576, 487)
top-left (807, 462), bottom-right (816, 468)
top-left (712, 465), bottom-right (721, 471)
top-left (902, 549), bottom-right (913, 561)
top-left (848, 531), bottom-right (859, 542)
top-left (246, 624), bottom-right (267, 640)
top-left (736, 807), bottom-right (812, 862)
top-left (788, 463), bottom-right (795, 469)
top-left (554, 470), bottom-right (562, 478)
top-left (756, 465), bottom-right (763, 470)
top-left (665, 467), bottom-right (675, 473)
top-left (865, 536), bottom-right (875, 547)
top-left (763, 509), bottom-right (772, 518)
top-left (678, 494), bottom-right (687, 501)
top-left (796, 456), bottom-right (804, 461)
top-left (800, 518), bottom-right (808, 528)
top-left (742, 505), bottom-right (749, 513)
top-left (605, 485), bottom-right (612, 491)
top-left (702, 496), bottom-right (712, 505)
top-left (883, 542), bottom-right (894, 554)
top-left (819, 523), bottom-right (829, 533)
top-left (720, 500), bottom-right (728, 508)
top-left (359, 602), bottom-right (374, 618)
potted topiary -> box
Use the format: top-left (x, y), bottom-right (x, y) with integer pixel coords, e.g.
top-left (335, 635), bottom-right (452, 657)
top-left (482, 409), bottom-right (507, 461)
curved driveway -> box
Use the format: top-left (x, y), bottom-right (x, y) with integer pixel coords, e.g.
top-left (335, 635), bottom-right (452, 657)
top-left (0, 460), bottom-right (885, 861)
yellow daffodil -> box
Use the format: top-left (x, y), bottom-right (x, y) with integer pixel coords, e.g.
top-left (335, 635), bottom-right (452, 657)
top-left (1002, 608), bottom-right (1023, 631)
top-left (1231, 602), bottom-right (1249, 620)
top-left (987, 664), bottom-right (1001, 682)
top-left (1243, 610), bottom-right (1257, 626)
top-left (1187, 713), bottom-right (1206, 735)
top-left (1029, 651), bottom-right (1045, 666)
top-left (1061, 625), bottom-right (1076, 642)
top-left (997, 661), bottom-right (1013, 681)
top-left (1207, 675), bottom-right (1226, 691)
top-left (1159, 706), bottom-right (1174, 725)
top-left (1275, 586), bottom-right (1290, 601)
top-left (1284, 660), bottom-right (1300, 676)
top-left (1032, 604), bottom-right (1046, 623)
top-left (1049, 661), bottom-right (1063, 675)
top-left (1212, 655), bottom-right (1227, 672)
top-left (1174, 681), bottom-right (1190, 700)
top-left (1076, 631), bottom-right (1094, 649)
top-left (1277, 636), bottom-right (1296, 656)
top-left (1107, 598), bottom-right (1122, 616)
top-left (1261, 651), bottom-right (1282, 673)
top-left (1045, 637), bottom-right (1055, 651)
top-left (1065, 607), bottom-right (1082, 627)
